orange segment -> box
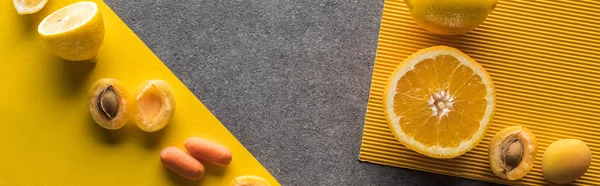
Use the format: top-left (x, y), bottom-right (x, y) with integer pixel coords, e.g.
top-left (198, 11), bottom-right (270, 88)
top-left (384, 46), bottom-right (495, 158)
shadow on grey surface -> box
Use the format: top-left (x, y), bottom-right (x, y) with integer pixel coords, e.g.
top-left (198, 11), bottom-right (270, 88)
top-left (163, 166), bottom-right (202, 186)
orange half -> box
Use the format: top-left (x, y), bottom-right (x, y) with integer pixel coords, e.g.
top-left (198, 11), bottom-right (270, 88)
top-left (383, 46), bottom-right (496, 158)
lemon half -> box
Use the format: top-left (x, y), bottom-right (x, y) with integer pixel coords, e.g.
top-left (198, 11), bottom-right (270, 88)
top-left (13, 0), bottom-right (47, 15)
top-left (38, 1), bottom-right (105, 61)
top-left (231, 175), bottom-right (271, 186)
top-left (405, 0), bottom-right (497, 35)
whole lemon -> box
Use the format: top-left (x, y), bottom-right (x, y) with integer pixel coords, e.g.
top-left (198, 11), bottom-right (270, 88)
top-left (404, 0), bottom-right (497, 35)
top-left (542, 139), bottom-right (591, 184)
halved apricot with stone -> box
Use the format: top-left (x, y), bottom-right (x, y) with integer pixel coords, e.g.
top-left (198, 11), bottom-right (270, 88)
top-left (489, 126), bottom-right (537, 180)
top-left (88, 78), bottom-right (129, 130)
top-left (132, 80), bottom-right (175, 132)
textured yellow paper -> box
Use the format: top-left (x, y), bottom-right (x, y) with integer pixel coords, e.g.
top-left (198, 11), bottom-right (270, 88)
top-left (0, 0), bottom-right (278, 185)
top-left (359, 1), bottom-right (600, 185)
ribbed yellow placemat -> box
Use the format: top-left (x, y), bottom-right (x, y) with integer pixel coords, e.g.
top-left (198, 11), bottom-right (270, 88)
top-left (358, 1), bottom-right (600, 185)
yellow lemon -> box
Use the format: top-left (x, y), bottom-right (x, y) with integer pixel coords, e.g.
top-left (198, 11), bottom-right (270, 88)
top-left (383, 46), bottom-right (495, 158)
top-left (38, 1), bottom-right (104, 61)
top-left (404, 0), bottom-right (497, 35)
top-left (13, 0), bottom-right (47, 15)
top-left (230, 175), bottom-right (271, 186)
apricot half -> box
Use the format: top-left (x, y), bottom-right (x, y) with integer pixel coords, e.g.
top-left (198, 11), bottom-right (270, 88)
top-left (88, 78), bottom-right (130, 130)
top-left (488, 126), bottom-right (537, 180)
top-left (132, 80), bottom-right (175, 132)
top-left (542, 139), bottom-right (591, 184)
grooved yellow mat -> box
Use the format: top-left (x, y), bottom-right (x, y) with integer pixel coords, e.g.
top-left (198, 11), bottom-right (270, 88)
top-left (359, 1), bottom-right (600, 185)
top-left (0, 0), bottom-right (279, 185)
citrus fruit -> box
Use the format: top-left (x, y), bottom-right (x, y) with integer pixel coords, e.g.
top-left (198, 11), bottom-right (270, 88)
top-left (132, 80), bottom-right (176, 132)
top-left (383, 46), bottom-right (495, 158)
top-left (404, 0), bottom-right (497, 35)
top-left (38, 1), bottom-right (105, 61)
top-left (230, 175), bottom-right (271, 186)
top-left (13, 0), bottom-right (47, 15)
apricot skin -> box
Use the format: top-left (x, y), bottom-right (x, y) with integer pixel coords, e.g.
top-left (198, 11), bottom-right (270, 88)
top-left (542, 139), bottom-right (591, 184)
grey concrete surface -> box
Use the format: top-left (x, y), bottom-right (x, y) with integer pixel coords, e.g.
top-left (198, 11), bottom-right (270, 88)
top-left (104, 0), bottom-right (500, 185)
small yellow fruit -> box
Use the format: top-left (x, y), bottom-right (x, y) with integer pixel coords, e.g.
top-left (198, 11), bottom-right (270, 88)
top-left (38, 1), bottom-right (105, 61)
top-left (404, 0), bottom-right (497, 35)
top-left (13, 0), bottom-right (47, 15)
top-left (230, 175), bottom-right (271, 186)
top-left (542, 139), bottom-right (591, 184)
top-left (132, 80), bottom-right (175, 132)
top-left (88, 78), bottom-right (130, 130)
top-left (488, 126), bottom-right (537, 180)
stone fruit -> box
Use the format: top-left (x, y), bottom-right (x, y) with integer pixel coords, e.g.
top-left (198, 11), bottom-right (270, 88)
top-left (132, 80), bottom-right (175, 132)
top-left (542, 139), bottom-right (591, 184)
top-left (160, 147), bottom-right (205, 180)
top-left (404, 0), bottom-right (498, 35)
top-left (488, 126), bottom-right (537, 180)
top-left (185, 137), bottom-right (233, 166)
top-left (88, 78), bottom-right (130, 130)
top-left (231, 175), bottom-right (271, 186)
top-left (383, 46), bottom-right (495, 158)
top-left (13, 0), bottom-right (47, 15)
top-left (38, 1), bottom-right (105, 61)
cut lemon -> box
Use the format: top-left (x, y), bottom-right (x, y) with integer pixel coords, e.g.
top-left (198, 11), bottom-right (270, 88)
top-left (404, 0), bottom-right (497, 35)
top-left (383, 46), bottom-right (495, 158)
top-left (230, 175), bottom-right (271, 186)
top-left (38, 1), bottom-right (104, 61)
top-left (13, 0), bottom-right (47, 15)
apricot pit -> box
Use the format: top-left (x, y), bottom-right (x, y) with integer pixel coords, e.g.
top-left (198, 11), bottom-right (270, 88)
top-left (488, 126), bottom-right (537, 180)
top-left (88, 78), bottom-right (130, 130)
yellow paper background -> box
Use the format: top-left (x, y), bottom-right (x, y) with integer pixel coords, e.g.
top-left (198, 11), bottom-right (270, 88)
top-left (0, 0), bottom-right (279, 185)
top-left (359, 0), bottom-right (600, 185)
